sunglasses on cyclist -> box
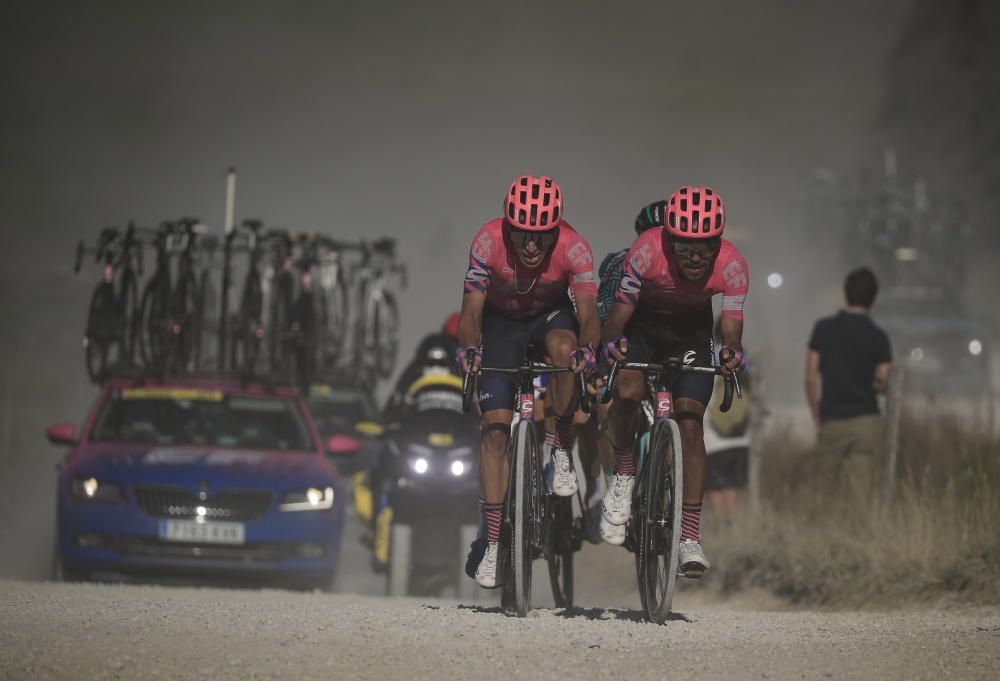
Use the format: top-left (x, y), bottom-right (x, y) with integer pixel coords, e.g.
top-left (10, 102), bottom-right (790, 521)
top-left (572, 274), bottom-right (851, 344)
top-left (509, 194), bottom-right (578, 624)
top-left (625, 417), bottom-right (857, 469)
top-left (507, 225), bottom-right (557, 250)
top-left (670, 236), bottom-right (721, 259)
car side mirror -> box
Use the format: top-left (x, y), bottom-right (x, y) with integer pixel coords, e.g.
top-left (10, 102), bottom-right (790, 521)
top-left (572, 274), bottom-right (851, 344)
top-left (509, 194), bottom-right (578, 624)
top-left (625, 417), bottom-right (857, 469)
top-left (326, 434), bottom-right (362, 456)
top-left (46, 423), bottom-right (77, 446)
top-left (354, 421), bottom-right (384, 438)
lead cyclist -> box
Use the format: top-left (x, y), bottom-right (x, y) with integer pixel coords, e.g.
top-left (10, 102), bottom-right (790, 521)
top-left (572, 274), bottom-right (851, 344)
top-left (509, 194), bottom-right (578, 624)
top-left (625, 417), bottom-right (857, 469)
top-left (457, 174), bottom-right (600, 588)
top-left (600, 186), bottom-right (749, 577)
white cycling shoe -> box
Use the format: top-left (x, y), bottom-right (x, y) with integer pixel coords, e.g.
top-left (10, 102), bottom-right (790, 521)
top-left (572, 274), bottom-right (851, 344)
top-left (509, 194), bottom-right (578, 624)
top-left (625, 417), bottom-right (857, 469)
top-left (601, 473), bottom-right (635, 526)
top-left (599, 513), bottom-right (626, 546)
top-left (475, 541), bottom-right (501, 588)
top-left (547, 448), bottom-right (578, 497)
top-left (678, 539), bottom-right (711, 579)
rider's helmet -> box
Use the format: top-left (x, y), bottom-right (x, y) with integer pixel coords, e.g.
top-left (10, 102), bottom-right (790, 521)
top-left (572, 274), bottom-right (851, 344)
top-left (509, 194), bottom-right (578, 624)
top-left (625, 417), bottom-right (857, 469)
top-left (665, 186), bottom-right (725, 239)
top-left (442, 312), bottom-right (460, 341)
top-left (504, 174), bottom-right (563, 230)
top-left (634, 200), bottom-right (667, 234)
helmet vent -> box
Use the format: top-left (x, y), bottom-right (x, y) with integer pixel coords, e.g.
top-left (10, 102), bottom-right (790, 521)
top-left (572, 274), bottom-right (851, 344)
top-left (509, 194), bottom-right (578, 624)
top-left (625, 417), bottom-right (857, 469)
top-left (531, 184), bottom-right (540, 200)
top-left (540, 212), bottom-right (549, 227)
top-left (693, 191), bottom-right (701, 206)
top-left (530, 204), bottom-right (538, 226)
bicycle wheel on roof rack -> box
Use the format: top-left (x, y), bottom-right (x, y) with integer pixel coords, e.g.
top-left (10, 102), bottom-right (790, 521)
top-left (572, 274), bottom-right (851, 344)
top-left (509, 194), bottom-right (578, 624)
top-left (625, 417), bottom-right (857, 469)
top-left (370, 290), bottom-right (399, 380)
top-left (235, 271), bottom-right (263, 374)
top-left (138, 276), bottom-right (170, 372)
top-left (293, 291), bottom-right (318, 394)
top-left (268, 274), bottom-right (294, 379)
top-left (117, 268), bottom-right (139, 364)
top-left (83, 283), bottom-right (116, 383)
top-left (171, 269), bottom-right (200, 372)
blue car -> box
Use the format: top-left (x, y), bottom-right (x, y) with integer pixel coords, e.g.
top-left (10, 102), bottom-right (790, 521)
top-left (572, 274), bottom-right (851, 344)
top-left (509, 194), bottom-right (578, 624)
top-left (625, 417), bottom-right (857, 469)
top-left (46, 376), bottom-right (354, 589)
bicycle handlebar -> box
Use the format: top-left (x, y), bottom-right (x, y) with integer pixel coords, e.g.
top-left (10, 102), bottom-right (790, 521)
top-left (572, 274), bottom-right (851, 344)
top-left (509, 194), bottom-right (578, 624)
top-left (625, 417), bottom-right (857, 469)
top-left (600, 358), bottom-right (742, 413)
top-left (461, 358), bottom-right (590, 415)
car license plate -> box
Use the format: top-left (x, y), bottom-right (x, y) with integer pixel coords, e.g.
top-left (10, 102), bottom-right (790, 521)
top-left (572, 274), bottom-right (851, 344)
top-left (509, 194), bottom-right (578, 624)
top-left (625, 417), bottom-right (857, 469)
top-left (160, 520), bottom-right (245, 545)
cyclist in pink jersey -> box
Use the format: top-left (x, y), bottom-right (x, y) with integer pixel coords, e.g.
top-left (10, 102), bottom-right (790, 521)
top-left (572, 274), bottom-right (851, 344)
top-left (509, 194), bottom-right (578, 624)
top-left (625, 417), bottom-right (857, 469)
top-left (457, 174), bottom-right (600, 588)
top-left (600, 185), bottom-right (748, 577)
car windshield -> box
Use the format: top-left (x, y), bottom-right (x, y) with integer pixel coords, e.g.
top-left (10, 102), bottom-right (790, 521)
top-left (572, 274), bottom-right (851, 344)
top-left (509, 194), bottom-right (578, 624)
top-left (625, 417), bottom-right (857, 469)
top-left (309, 396), bottom-right (371, 437)
top-left (89, 388), bottom-right (314, 451)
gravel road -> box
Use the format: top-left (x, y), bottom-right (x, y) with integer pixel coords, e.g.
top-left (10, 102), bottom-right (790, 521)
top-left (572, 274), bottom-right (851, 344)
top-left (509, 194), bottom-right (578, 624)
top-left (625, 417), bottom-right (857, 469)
top-left (1, 576), bottom-right (997, 681)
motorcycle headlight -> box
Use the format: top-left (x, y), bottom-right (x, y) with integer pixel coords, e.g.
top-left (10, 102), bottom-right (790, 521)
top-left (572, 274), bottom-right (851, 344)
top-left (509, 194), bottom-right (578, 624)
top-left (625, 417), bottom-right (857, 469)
top-left (280, 486), bottom-right (335, 511)
top-left (409, 457), bottom-right (430, 475)
top-left (72, 477), bottom-right (125, 503)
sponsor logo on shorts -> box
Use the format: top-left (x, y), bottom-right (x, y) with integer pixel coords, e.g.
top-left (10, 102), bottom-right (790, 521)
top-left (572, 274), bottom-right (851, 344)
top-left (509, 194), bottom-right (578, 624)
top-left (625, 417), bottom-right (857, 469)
top-left (656, 393), bottom-right (672, 416)
top-left (478, 391), bottom-right (494, 402)
top-left (683, 350), bottom-right (697, 365)
top-left (546, 309), bottom-right (561, 322)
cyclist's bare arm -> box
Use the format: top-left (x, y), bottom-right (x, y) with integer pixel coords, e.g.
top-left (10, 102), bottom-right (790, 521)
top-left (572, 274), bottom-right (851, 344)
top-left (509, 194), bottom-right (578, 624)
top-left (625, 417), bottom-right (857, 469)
top-left (574, 291), bottom-right (600, 348)
top-left (458, 292), bottom-right (485, 351)
top-left (873, 361), bottom-right (891, 394)
top-left (601, 302), bottom-right (635, 360)
top-left (718, 316), bottom-right (744, 375)
top-left (805, 349), bottom-right (821, 430)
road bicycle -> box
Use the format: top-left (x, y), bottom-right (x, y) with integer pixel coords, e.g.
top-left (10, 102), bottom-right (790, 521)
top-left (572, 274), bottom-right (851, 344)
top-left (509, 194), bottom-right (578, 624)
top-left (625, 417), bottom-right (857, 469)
top-left (268, 231), bottom-right (328, 392)
top-left (462, 353), bottom-right (588, 617)
top-left (350, 238), bottom-right (406, 383)
top-left (137, 219), bottom-right (205, 373)
top-left (74, 223), bottom-right (142, 383)
top-left (224, 219), bottom-right (272, 375)
top-left (600, 353), bottom-right (740, 623)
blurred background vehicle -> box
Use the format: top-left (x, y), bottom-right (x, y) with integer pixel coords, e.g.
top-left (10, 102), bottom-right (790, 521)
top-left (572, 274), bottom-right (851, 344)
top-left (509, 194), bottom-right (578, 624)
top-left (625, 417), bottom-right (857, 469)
top-left (49, 374), bottom-right (354, 590)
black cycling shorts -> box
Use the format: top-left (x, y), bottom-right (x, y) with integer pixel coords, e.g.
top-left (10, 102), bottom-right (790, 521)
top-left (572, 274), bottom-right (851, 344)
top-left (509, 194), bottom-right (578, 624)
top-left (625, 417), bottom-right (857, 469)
top-left (478, 305), bottom-right (578, 413)
top-left (623, 304), bottom-right (715, 406)
top-left (706, 447), bottom-right (749, 490)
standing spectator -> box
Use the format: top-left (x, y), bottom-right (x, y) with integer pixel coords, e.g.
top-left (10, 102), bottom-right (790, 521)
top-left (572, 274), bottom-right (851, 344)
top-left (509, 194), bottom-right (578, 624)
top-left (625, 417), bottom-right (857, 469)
top-left (805, 267), bottom-right (892, 504)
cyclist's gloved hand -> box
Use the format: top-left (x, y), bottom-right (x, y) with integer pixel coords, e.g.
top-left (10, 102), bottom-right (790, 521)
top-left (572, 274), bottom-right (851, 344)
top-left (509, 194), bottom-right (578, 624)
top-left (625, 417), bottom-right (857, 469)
top-left (455, 346), bottom-right (482, 374)
top-left (719, 346), bottom-right (747, 377)
top-left (572, 343), bottom-right (598, 376)
top-left (603, 337), bottom-right (628, 363)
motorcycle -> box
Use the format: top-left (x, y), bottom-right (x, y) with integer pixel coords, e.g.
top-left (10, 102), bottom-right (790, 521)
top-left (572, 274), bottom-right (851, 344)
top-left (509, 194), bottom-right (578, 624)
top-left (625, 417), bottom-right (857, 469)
top-left (367, 375), bottom-right (481, 598)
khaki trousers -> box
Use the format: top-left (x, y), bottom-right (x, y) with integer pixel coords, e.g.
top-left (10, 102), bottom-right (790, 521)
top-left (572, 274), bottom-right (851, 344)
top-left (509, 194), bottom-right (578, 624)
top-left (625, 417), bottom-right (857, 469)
top-left (814, 414), bottom-right (885, 505)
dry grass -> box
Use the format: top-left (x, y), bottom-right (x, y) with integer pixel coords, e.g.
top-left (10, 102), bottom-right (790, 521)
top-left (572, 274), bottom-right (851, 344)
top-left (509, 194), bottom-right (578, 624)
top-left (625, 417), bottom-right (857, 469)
top-left (707, 410), bottom-right (1000, 608)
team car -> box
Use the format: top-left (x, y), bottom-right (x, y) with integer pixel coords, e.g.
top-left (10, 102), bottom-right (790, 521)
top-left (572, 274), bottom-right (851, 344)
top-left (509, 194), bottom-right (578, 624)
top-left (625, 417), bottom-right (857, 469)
top-left (47, 375), bottom-right (350, 589)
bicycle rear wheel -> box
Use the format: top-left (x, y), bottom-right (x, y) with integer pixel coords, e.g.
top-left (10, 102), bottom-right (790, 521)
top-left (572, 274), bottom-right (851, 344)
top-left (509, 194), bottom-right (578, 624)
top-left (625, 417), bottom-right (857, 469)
top-left (323, 271), bottom-right (349, 366)
top-left (510, 419), bottom-right (538, 617)
top-left (138, 277), bottom-right (170, 371)
top-left (545, 497), bottom-right (574, 609)
top-left (638, 419), bottom-right (684, 624)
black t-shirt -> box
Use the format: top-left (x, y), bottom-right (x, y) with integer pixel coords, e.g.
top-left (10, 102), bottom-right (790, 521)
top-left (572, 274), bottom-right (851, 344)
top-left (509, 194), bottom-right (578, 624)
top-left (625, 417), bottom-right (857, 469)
top-left (808, 310), bottom-right (892, 422)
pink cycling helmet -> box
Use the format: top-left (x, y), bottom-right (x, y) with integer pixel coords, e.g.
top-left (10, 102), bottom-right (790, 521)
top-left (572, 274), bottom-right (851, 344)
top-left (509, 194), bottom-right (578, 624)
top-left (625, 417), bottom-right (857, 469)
top-left (665, 186), bottom-right (725, 238)
top-left (504, 174), bottom-right (563, 231)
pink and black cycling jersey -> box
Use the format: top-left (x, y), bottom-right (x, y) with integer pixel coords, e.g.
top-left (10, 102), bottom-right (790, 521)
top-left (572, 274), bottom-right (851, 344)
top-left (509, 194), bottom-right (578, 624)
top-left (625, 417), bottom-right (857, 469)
top-left (615, 227), bottom-right (749, 320)
top-left (463, 218), bottom-right (597, 319)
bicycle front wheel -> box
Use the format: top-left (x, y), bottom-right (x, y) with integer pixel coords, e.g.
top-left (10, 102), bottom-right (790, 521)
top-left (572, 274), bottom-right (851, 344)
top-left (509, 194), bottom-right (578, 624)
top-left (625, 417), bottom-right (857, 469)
top-left (638, 419), bottom-right (684, 624)
top-left (510, 419), bottom-right (539, 617)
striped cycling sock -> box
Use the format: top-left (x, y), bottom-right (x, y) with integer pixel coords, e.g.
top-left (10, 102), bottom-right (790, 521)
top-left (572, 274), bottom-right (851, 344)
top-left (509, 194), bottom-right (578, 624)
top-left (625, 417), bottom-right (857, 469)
top-left (544, 430), bottom-right (556, 450)
top-left (480, 498), bottom-right (504, 543)
top-left (553, 414), bottom-right (574, 450)
top-left (612, 443), bottom-right (635, 476)
top-left (681, 502), bottom-right (702, 542)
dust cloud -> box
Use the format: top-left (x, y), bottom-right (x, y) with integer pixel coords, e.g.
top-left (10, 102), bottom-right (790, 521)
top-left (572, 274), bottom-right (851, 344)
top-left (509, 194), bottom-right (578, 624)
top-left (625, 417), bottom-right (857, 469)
top-left (0, 0), bottom-right (911, 580)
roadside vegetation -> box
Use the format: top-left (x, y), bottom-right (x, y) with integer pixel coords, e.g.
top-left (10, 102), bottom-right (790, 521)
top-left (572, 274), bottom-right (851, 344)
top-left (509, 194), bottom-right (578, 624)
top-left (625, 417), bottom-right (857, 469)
top-left (708, 410), bottom-right (1000, 608)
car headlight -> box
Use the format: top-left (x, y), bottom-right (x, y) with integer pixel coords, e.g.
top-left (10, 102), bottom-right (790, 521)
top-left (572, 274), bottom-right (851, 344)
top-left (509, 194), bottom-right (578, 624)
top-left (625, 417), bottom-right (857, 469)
top-left (279, 486), bottom-right (335, 511)
top-left (71, 477), bottom-right (125, 503)
top-left (969, 339), bottom-right (983, 356)
top-left (409, 457), bottom-right (430, 475)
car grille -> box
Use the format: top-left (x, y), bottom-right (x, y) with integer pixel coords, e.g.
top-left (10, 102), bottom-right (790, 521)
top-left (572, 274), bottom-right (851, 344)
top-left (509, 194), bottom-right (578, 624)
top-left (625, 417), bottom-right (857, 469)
top-left (133, 486), bottom-right (273, 521)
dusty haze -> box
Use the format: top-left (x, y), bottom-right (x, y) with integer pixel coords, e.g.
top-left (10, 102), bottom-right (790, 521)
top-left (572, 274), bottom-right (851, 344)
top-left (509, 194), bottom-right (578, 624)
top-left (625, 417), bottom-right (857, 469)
top-left (0, 0), bottom-right (911, 579)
